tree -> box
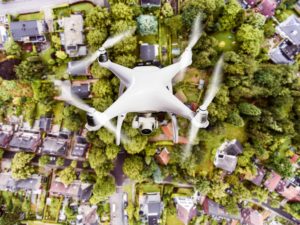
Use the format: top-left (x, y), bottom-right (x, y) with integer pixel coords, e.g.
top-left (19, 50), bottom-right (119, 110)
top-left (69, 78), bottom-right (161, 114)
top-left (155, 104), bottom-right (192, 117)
top-left (92, 96), bottom-right (114, 111)
top-left (56, 157), bottom-right (65, 166)
top-left (105, 144), bottom-right (119, 160)
top-left (123, 135), bottom-right (148, 154)
top-left (90, 62), bottom-right (111, 79)
top-left (39, 155), bottom-right (50, 166)
top-left (98, 128), bottom-right (115, 145)
top-left (63, 106), bottom-right (83, 131)
top-left (137, 15), bottom-right (158, 36)
top-left (85, 7), bottom-right (111, 28)
top-left (58, 166), bottom-right (77, 186)
top-left (218, 0), bottom-right (242, 31)
top-left (11, 152), bottom-right (35, 179)
top-left (110, 20), bottom-right (136, 35)
top-left (87, 29), bottom-right (108, 50)
top-left (113, 36), bottom-right (137, 54)
top-left (90, 176), bottom-right (116, 204)
top-left (0, 210), bottom-right (21, 225)
top-left (15, 58), bottom-right (45, 80)
top-left (236, 24), bottom-right (264, 57)
top-left (226, 111), bottom-right (245, 127)
top-left (268, 154), bottom-right (294, 178)
top-left (4, 39), bottom-right (21, 57)
top-left (111, 3), bottom-right (133, 20)
top-left (31, 81), bottom-right (55, 103)
top-left (164, 15), bottom-right (182, 36)
top-left (55, 51), bottom-right (67, 60)
top-left (114, 54), bottom-right (137, 67)
top-left (245, 11), bottom-right (266, 29)
top-left (92, 79), bottom-right (113, 98)
top-left (195, 178), bottom-right (211, 195)
top-left (80, 170), bottom-right (96, 183)
top-left (123, 155), bottom-right (145, 181)
top-left (238, 102), bottom-right (261, 116)
top-left (161, 2), bottom-right (174, 17)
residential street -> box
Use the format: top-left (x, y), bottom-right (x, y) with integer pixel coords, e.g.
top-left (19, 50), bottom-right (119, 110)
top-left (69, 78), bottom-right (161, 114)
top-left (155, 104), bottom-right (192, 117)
top-left (0, 0), bottom-right (106, 15)
top-left (110, 188), bottom-right (125, 225)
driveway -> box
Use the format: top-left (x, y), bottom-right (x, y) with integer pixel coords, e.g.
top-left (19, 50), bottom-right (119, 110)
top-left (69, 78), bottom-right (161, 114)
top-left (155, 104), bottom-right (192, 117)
top-left (110, 188), bottom-right (125, 225)
top-left (0, 0), bottom-right (107, 15)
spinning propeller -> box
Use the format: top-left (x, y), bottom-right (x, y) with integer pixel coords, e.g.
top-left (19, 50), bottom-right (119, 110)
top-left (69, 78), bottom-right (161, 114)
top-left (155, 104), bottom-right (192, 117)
top-left (68, 29), bottom-right (136, 74)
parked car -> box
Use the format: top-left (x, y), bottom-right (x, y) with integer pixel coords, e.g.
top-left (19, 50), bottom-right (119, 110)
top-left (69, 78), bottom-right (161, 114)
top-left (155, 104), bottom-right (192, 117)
top-left (123, 193), bottom-right (128, 207)
top-left (111, 203), bottom-right (116, 218)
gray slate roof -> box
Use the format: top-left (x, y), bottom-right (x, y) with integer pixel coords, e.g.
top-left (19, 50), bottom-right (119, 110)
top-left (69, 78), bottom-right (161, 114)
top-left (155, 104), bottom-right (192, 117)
top-left (39, 117), bottom-right (52, 132)
top-left (9, 132), bottom-right (40, 152)
top-left (41, 137), bottom-right (67, 156)
top-left (276, 14), bottom-right (300, 45)
top-left (71, 84), bottom-right (90, 99)
top-left (72, 136), bottom-right (88, 157)
top-left (214, 153), bottom-right (238, 173)
top-left (140, 44), bottom-right (156, 61)
top-left (10, 20), bottom-right (46, 42)
top-left (68, 61), bottom-right (90, 76)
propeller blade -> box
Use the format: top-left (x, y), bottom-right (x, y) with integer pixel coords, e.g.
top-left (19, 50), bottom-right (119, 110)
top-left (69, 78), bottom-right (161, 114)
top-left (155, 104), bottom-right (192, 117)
top-left (54, 80), bottom-right (94, 113)
top-left (183, 124), bottom-right (199, 159)
top-left (102, 28), bottom-right (136, 49)
top-left (201, 56), bottom-right (223, 110)
top-left (67, 51), bottom-right (100, 75)
top-left (187, 14), bottom-right (202, 49)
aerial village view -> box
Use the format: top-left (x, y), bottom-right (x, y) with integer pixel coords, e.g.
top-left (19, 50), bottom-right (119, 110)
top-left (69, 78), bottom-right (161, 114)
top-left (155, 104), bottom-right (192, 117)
top-left (0, 0), bottom-right (300, 225)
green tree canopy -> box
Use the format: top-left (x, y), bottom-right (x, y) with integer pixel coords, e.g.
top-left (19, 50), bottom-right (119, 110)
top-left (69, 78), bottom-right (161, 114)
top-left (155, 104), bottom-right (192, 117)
top-left (137, 15), bottom-right (158, 36)
top-left (90, 176), bottom-right (116, 204)
top-left (11, 152), bottom-right (35, 179)
top-left (58, 166), bottom-right (77, 186)
top-left (238, 102), bottom-right (261, 116)
top-left (123, 155), bottom-right (145, 181)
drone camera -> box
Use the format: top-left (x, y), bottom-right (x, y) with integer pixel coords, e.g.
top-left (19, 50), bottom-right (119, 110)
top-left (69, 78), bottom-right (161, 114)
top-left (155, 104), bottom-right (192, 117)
top-left (132, 114), bottom-right (158, 135)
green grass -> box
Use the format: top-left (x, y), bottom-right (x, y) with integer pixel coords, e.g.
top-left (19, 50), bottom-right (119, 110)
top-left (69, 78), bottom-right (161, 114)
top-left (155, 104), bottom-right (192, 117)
top-left (40, 48), bottom-right (55, 65)
top-left (53, 5), bottom-right (71, 18)
top-left (166, 213), bottom-right (184, 225)
top-left (139, 183), bottom-right (161, 194)
top-left (212, 31), bottom-right (236, 52)
top-left (53, 102), bottom-right (64, 125)
top-left (139, 35), bottom-right (158, 44)
top-left (25, 221), bottom-right (62, 225)
top-left (176, 188), bottom-right (193, 195)
top-left (18, 12), bottom-right (45, 21)
top-left (70, 2), bottom-right (94, 14)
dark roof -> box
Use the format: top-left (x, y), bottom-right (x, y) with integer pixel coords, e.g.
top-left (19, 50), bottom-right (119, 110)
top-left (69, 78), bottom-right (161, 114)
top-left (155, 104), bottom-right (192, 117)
top-left (72, 136), bottom-right (88, 157)
top-left (0, 59), bottom-right (20, 80)
top-left (225, 140), bottom-right (243, 156)
top-left (39, 117), bottom-right (52, 132)
top-left (250, 167), bottom-right (266, 186)
top-left (148, 215), bottom-right (159, 225)
top-left (9, 132), bottom-right (40, 152)
top-left (41, 137), bottom-right (67, 156)
top-left (10, 20), bottom-right (44, 41)
top-left (140, 44), bottom-right (156, 61)
top-left (16, 177), bottom-right (41, 191)
top-left (280, 40), bottom-right (300, 60)
top-left (68, 61), bottom-right (90, 76)
top-left (0, 132), bottom-right (12, 148)
top-left (71, 84), bottom-right (90, 99)
top-left (141, 0), bottom-right (161, 6)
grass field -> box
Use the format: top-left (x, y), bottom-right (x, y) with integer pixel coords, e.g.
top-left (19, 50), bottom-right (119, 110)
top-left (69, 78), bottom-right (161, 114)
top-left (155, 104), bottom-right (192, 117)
top-left (212, 31), bottom-right (236, 52)
top-left (18, 12), bottom-right (44, 21)
top-left (40, 48), bottom-right (55, 65)
top-left (139, 183), bottom-right (161, 194)
top-left (53, 102), bottom-right (64, 125)
top-left (70, 2), bottom-right (94, 14)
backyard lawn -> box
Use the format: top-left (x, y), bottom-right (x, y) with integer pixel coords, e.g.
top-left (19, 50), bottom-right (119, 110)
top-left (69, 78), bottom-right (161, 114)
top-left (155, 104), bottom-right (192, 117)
top-left (70, 2), bottom-right (94, 14)
top-left (166, 213), bottom-right (184, 225)
top-left (18, 12), bottom-right (45, 21)
top-left (212, 31), bottom-right (236, 52)
top-left (40, 48), bottom-right (55, 65)
top-left (139, 183), bottom-right (161, 194)
top-left (53, 102), bottom-right (65, 125)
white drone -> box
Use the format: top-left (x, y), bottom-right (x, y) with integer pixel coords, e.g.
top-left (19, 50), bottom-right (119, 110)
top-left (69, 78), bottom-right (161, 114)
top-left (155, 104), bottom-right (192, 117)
top-left (55, 16), bottom-right (223, 149)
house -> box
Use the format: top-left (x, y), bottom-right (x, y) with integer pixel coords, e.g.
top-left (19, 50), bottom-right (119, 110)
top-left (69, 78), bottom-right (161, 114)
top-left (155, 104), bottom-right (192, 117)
top-left (202, 197), bottom-right (240, 220)
top-left (155, 147), bottom-right (170, 165)
top-left (0, 15), bottom-right (8, 25)
top-left (139, 192), bottom-right (163, 225)
top-left (10, 20), bottom-right (47, 43)
top-left (72, 136), bottom-right (89, 158)
top-left (71, 83), bottom-right (91, 99)
top-left (243, 0), bottom-right (261, 8)
top-left (0, 173), bottom-right (42, 194)
top-left (295, 0), bottom-right (300, 14)
top-left (248, 167), bottom-right (266, 186)
top-left (50, 179), bottom-right (93, 201)
top-left (141, 0), bottom-right (161, 7)
top-left (140, 44), bottom-right (158, 62)
top-left (77, 205), bottom-right (99, 225)
top-left (39, 116), bottom-right (52, 132)
top-left (9, 131), bottom-right (41, 152)
top-left (276, 15), bottom-right (300, 45)
top-left (0, 125), bottom-right (13, 148)
top-left (269, 40), bottom-right (299, 64)
top-left (59, 14), bottom-right (87, 58)
top-left (41, 135), bottom-right (68, 156)
top-left (270, 15), bottom-right (300, 64)
top-left (255, 0), bottom-right (278, 18)
top-left (214, 139), bottom-right (243, 173)
top-left (0, 25), bottom-right (8, 50)
top-left (276, 180), bottom-right (300, 201)
top-left (174, 197), bottom-right (197, 225)
top-left (264, 171), bottom-right (282, 192)
top-left (241, 208), bottom-right (264, 225)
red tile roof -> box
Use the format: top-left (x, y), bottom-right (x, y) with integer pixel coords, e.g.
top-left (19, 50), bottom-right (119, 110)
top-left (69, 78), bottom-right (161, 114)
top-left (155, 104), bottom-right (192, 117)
top-left (264, 171), bottom-right (282, 192)
top-left (155, 148), bottom-right (170, 165)
top-left (255, 0), bottom-right (277, 17)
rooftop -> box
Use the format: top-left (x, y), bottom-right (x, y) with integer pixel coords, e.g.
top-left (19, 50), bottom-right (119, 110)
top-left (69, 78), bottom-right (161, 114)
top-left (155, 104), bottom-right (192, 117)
top-left (255, 0), bottom-right (278, 18)
top-left (276, 14), bottom-right (300, 45)
top-left (264, 171), bottom-right (282, 192)
top-left (41, 136), bottom-right (68, 156)
top-left (140, 44), bottom-right (158, 61)
top-left (9, 131), bottom-right (40, 152)
top-left (155, 147), bottom-right (170, 165)
top-left (140, 0), bottom-right (161, 7)
top-left (10, 20), bottom-right (47, 42)
top-left (241, 208), bottom-right (264, 225)
top-left (174, 196), bottom-right (197, 225)
top-left (71, 83), bottom-right (90, 99)
top-left (72, 136), bottom-right (89, 157)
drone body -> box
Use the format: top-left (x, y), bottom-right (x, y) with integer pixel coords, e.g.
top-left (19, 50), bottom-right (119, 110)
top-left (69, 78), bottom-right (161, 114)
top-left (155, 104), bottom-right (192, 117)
top-left (56, 15), bottom-right (223, 146)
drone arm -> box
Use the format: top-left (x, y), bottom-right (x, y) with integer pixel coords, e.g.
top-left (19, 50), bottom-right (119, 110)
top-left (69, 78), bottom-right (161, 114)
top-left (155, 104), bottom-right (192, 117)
top-left (99, 60), bottom-right (133, 87)
top-left (116, 113), bottom-right (126, 145)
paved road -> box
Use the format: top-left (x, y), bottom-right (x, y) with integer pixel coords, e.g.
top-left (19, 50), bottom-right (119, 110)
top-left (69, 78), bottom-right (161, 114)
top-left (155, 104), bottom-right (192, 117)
top-left (0, 0), bottom-right (106, 15)
top-left (110, 188), bottom-right (125, 225)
